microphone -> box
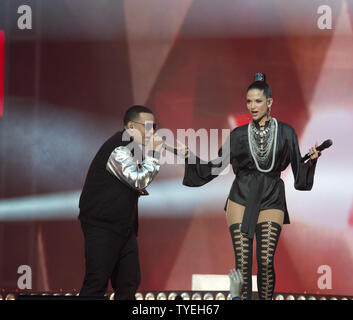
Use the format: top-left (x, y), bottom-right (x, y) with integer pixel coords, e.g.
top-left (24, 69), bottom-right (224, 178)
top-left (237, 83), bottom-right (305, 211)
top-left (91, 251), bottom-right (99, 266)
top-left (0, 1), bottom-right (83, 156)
top-left (302, 139), bottom-right (332, 162)
top-left (162, 141), bottom-right (189, 158)
top-left (162, 143), bottom-right (179, 155)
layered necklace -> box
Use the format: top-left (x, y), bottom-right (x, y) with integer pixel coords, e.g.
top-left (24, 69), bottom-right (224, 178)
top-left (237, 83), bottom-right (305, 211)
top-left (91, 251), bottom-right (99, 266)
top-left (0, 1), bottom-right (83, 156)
top-left (248, 116), bottom-right (278, 172)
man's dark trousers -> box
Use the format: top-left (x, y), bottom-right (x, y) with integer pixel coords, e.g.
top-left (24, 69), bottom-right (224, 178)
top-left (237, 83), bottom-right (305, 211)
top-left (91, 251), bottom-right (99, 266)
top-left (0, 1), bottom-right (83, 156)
top-left (79, 221), bottom-right (141, 300)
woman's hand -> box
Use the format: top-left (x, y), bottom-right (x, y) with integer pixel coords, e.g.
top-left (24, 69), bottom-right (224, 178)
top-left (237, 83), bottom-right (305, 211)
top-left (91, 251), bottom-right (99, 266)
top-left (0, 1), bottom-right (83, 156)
top-left (308, 142), bottom-right (321, 167)
top-left (175, 139), bottom-right (189, 158)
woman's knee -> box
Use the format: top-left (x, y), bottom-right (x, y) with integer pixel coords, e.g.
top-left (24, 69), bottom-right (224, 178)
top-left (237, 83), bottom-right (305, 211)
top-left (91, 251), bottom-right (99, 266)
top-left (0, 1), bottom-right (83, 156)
top-left (255, 221), bottom-right (281, 264)
top-left (257, 209), bottom-right (284, 227)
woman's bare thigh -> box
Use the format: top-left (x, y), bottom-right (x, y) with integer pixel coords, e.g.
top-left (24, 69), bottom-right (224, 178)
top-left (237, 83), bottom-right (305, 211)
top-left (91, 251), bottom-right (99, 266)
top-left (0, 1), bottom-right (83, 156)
top-left (226, 199), bottom-right (284, 228)
top-left (226, 199), bottom-right (245, 227)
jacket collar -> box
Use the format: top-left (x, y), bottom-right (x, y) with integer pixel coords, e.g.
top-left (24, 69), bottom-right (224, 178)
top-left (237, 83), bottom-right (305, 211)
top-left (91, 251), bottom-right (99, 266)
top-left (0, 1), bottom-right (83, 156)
top-left (253, 117), bottom-right (271, 129)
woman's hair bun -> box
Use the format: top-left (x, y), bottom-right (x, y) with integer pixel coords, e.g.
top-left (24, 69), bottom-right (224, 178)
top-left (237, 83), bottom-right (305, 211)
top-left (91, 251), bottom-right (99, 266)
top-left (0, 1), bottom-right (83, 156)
top-left (255, 72), bottom-right (266, 82)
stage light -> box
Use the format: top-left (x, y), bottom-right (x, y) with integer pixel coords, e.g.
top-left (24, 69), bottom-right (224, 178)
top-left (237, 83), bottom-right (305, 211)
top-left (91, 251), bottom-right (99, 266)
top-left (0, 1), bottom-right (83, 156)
top-left (156, 292), bottom-right (166, 300)
top-left (226, 293), bottom-right (232, 300)
top-left (308, 296), bottom-right (316, 300)
top-left (191, 293), bottom-right (201, 300)
top-left (203, 293), bottom-right (214, 300)
top-left (330, 297), bottom-right (337, 300)
top-left (181, 292), bottom-right (190, 300)
top-left (109, 293), bottom-right (115, 300)
top-left (0, 294), bottom-right (3, 300)
top-left (168, 292), bottom-right (177, 300)
top-left (297, 295), bottom-right (306, 300)
top-left (145, 292), bottom-right (155, 300)
top-left (286, 295), bottom-right (295, 300)
top-left (319, 297), bottom-right (327, 300)
top-left (135, 292), bottom-right (144, 300)
top-left (275, 294), bottom-right (284, 300)
top-left (5, 294), bottom-right (15, 300)
top-left (215, 293), bottom-right (225, 300)
top-left (341, 297), bottom-right (348, 300)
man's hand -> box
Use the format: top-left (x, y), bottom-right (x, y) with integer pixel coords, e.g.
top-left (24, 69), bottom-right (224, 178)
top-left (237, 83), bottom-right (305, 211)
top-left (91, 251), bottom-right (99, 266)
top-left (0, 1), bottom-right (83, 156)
top-left (149, 133), bottom-right (164, 152)
top-left (137, 189), bottom-right (149, 196)
top-left (229, 268), bottom-right (244, 299)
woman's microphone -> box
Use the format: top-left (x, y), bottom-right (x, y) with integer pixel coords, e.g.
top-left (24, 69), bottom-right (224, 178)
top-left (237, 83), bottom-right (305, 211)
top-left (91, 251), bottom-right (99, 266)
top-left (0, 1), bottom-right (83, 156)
top-left (301, 139), bottom-right (332, 162)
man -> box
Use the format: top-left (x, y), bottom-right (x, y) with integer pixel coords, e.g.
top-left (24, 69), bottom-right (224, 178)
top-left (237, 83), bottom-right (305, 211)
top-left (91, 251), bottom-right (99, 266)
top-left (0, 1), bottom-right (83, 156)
top-left (78, 105), bottom-right (163, 299)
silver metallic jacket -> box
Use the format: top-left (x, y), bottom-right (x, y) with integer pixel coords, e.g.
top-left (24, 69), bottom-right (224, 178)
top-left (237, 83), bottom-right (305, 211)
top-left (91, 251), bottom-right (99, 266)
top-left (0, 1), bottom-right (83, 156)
top-left (106, 146), bottom-right (160, 190)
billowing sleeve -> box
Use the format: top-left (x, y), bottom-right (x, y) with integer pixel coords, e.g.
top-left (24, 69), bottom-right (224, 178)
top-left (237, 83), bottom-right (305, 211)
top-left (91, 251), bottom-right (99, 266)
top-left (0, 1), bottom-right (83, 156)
top-left (106, 146), bottom-right (160, 190)
top-left (182, 130), bottom-right (235, 187)
top-left (289, 127), bottom-right (317, 190)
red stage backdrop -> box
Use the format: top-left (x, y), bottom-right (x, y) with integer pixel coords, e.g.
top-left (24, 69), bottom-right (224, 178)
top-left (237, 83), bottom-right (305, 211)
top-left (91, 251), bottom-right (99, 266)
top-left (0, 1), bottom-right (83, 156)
top-left (0, 0), bottom-right (352, 297)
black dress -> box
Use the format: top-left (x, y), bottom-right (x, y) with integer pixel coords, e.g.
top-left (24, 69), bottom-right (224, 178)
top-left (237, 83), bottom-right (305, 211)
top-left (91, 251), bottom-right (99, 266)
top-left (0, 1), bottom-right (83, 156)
top-left (182, 119), bottom-right (317, 239)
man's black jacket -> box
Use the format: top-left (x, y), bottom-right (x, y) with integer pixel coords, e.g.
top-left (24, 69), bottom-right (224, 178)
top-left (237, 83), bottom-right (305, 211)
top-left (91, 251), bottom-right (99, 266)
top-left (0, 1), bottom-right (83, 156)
top-left (78, 130), bottom-right (140, 237)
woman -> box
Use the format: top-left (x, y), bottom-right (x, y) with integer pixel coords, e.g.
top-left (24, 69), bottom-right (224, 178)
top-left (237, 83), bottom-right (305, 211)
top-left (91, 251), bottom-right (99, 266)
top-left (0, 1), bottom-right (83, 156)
top-left (182, 73), bottom-right (321, 300)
